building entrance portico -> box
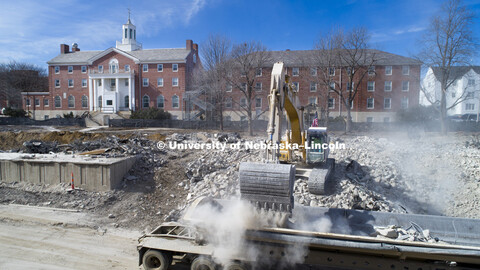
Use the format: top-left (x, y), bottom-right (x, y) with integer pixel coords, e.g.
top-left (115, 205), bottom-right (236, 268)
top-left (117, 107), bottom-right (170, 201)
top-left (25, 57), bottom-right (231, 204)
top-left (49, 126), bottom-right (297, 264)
top-left (88, 69), bottom-right (135, 113)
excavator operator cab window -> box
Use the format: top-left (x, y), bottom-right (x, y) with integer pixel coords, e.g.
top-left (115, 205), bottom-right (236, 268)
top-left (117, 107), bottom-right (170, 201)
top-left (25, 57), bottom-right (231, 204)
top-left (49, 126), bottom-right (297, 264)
top-left (308, 134), bottom-right (324, 153)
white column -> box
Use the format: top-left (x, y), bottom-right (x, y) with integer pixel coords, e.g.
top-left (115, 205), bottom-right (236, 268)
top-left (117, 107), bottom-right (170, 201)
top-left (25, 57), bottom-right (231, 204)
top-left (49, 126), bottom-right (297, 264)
top-left (128, 77), bottom-right (132, 110)
top-left (115, 78), bottom-right (119, 113)
top-left (93, 79), bottom-right (97, 111)
top-left (131, 76), bottom-right (136, 111)
top-left (88, 79), bottom-right (93, 111)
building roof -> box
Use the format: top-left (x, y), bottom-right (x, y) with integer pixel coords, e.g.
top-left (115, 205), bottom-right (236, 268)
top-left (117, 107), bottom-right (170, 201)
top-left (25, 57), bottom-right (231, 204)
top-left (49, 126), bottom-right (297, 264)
top-left (431, 66), bottom-right (480, 81)
top-left (47, 48), bottom-right (191, 65)
top-left (266, 49), bottom-right (422, 67)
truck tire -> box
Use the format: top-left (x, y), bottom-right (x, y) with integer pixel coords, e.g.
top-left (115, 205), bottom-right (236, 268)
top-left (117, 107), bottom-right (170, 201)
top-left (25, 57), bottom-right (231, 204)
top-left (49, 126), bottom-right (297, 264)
top-left (142, 249), bottom-right (170, 270)
top-left (224, 261), bottom-right (249, 270)
top-left (191, 256), bottom-right (216, 270)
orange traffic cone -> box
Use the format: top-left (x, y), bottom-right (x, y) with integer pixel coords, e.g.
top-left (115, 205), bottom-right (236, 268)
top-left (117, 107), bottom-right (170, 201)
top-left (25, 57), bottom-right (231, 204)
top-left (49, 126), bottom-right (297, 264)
top-left (71, 172), bottom-right (75, 190)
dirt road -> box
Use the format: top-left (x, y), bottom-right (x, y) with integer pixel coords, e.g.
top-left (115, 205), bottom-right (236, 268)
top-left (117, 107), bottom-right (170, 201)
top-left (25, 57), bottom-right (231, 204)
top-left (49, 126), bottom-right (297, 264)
top-left (0, 204), bottom-right (140, 269)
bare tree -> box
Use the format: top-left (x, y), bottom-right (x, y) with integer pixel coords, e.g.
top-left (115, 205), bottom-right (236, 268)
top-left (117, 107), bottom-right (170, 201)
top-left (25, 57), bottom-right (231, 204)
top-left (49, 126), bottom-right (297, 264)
top-left (198, 34), bottom-right (232, 130)
top-left (228, 41), bottom-right (271, 136)
top-left (0, 60), bottom-right (47, 108)
top-left (313, 27), bottom-right (377, 133)
top-left (418, 0), bottom-right (477, 134)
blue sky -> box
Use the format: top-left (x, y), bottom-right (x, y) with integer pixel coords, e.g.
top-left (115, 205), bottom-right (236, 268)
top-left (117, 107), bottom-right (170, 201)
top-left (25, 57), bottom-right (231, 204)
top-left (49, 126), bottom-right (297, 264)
top-left (1, 0), bottom-right (480, 69)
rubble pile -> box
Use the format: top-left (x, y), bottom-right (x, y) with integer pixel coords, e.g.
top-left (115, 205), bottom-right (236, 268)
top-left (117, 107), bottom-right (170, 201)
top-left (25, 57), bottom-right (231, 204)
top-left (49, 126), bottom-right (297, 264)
top-left (373, 223), bottom-right (441, 243)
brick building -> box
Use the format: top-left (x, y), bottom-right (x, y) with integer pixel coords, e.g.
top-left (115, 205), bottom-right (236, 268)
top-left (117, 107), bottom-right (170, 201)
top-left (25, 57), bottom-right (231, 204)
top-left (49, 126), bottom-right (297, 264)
top-left (221, 50), bottom-right (421, 123)
top-left (23, 17), bottom-right (199, 120)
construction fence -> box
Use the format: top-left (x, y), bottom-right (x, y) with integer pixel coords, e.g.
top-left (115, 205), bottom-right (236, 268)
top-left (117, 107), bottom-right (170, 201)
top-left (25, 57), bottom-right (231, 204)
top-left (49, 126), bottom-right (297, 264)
top-left (0, 117), bottom-right (86, 127)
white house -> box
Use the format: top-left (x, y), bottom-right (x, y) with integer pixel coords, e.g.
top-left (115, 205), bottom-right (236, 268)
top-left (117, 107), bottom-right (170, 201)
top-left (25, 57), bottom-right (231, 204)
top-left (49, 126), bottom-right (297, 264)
top-left (421, 66), bottom-right (480, 117)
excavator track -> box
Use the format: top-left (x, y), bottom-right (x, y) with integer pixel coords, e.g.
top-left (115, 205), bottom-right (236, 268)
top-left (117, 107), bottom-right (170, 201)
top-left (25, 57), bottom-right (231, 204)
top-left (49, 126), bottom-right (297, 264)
top-left (308, 158), bottom-right (335, 195)
top-left (239, 162), bottom-right (295, 212)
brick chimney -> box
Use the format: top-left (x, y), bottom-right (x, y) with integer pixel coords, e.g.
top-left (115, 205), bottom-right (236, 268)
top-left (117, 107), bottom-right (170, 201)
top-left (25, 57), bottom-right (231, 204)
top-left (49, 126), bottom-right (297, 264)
top-left (186, 39), bottom-right (193, 51)
top-left (60, 44), bottom-right (70, 54)
top-left (193, 43), bottom-right (198, 51)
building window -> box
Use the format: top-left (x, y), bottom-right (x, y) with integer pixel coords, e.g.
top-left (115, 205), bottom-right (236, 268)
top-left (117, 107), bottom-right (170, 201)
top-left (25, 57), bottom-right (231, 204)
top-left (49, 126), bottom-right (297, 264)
top-left (81, 66), bottom-right (87, 73)
top-left (124, 95), bottom-right (129, 107)
top-left (292, 67), bottom-right (300, 76)
top-left (384, 98), bottom-right (391, 109)
top-left (125, 28), bottom-right (127, 38)
top-left (125, 79), bottom-right (129, 87)
top-left (130, 29), bottom-right (133, 39)
top-left (44, 98), bottom-right (49, 107)
top-left (402, 65), bottom-right (410, 75)
top-left (55, 79), bottom-right (60, 88)
top-left (82, 79), bottom-right (87, 88)
top-left (172, 77), bottom-right (179, 87)
top-left (55, 66), bottom-right (60, 74)
top-left (402, 81), bottom-right (409, 91)
top-left (329, 82), bottom-right (335, 91)
top-left (310, 67), bottom-right (317, 76)
top-left (172, 64), bottom-right (178, 72)
top-left (240, 98), bottom-right (246, 107)
top-left (366, 117), bottom-right (374, 123)
top-left (368, 66), bottom-right (375, 75)
top-left (68, 96), bottom-right (75, 108)
top-left (308, 97), bottom-right (317, 105)
top-left (143, 95), bottom-right (150, 108)
top-left (255, 82), bottom-right (262, 91)
top-left (293, 82), bottom-right (299, 91)
top-left (367, 81), bottom-right (375, 92)
top-left (310, 82), bottom-right (317, 92)
top-left (255, 97), bottom-right (262, 108)
top-left (256, 68), bottom-right (262, 77)
top-left (98, 96), bottom-right (102, 107)
top-left (225, 97), bottom-right (232, 108)
top-left (385, 66), bottom-right (392, 75)
top-left (157, 64), bottom-right (163, 72)
top-left (125, 65), bottom-right (130, 72)
top-left (109, 59), bottom-right (118, 74)
top-left (54, 96), bottom-right (61, 108)
top-left (143, 78), bottom-right (149, 87)
top-left (241, 83), bottom-right (247, 91)
top-left (110, 79), bottom-right (116, 88)
top-left (68, 66), bottom-right (73, 73)
top-left (157, 95), bottom-right (164, 108)
top-left (157, 78), bottom-right (164, 87)
top-left (44, 115), bottom-right (49, 120)
top-left (226, 84), bottom-right (233, 92)
top-left (106, 100), bottom-right (113, 106)
top-left (34, 98), bottom-right (40, 106)
top-left (328, 67), bottom-right (335, 76)
top-left (346, 82), bottom-right (354, 91)
top-left (81, 96), bottom-right (88, 108)
top-left (401, 97), bottom-right (409, 109)
top-left (25, 98), bottom-right (31, 106)
top-left (466, 92), bottom-right (475, 99)
top-left (328, 98), bottom-right (335, 109)
top-left (143, 64), bottom-right (148, 72)
top-left (172, 95), bottom-right (179, 108)
top-left (68, 79), bottom-right (73, 88)
top-left (384, 81), bottom-right (392, 91)
top-left (98, 80), bottom-right (102, 86)
top-left (466, 103), bottom-right (475, 111)
top-left (367, 97), bottom-right (374, 109)
top-left (98, 65), bottom-right (103, 73)
top-left (468, 79), bottom-right (475, 86)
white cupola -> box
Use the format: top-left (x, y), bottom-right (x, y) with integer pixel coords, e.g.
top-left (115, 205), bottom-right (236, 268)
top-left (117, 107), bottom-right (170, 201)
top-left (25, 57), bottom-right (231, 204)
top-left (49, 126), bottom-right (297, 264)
top-left (116, 11), bottom-right (142, 51)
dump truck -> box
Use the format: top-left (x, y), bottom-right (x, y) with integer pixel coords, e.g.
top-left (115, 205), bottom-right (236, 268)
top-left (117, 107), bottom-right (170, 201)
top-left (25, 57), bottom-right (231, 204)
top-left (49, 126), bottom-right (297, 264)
top-left (138, 196), bottom-right (480, 270)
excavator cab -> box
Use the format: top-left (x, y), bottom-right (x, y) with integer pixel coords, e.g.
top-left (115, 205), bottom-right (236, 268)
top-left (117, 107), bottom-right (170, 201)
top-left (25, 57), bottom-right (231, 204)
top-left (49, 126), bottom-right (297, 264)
top-left (306, 127), bottom-right (329, 164)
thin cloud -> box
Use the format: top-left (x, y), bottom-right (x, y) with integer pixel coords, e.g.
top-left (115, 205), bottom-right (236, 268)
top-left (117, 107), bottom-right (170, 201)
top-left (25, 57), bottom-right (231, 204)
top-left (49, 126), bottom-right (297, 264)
top-left (0, 0), bottom-right (208, 67)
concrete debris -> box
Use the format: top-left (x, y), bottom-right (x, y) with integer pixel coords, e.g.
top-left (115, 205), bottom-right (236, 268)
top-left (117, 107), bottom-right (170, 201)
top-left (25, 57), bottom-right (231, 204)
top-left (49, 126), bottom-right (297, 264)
top-left (372, 223), bottom-right (440, 243)
top-left (23, 140), bottom-right (58, 154)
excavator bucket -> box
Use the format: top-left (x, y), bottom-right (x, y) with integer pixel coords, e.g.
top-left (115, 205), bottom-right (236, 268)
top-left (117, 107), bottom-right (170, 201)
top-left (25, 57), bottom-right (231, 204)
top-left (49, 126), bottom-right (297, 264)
top-left (239, 162), bottom-right (295, 213)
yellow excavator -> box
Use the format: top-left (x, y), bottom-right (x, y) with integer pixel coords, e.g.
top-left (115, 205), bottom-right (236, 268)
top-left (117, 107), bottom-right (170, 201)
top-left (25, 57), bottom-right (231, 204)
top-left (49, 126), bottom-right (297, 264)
top-left (239, 62), bottom-right (335, 212)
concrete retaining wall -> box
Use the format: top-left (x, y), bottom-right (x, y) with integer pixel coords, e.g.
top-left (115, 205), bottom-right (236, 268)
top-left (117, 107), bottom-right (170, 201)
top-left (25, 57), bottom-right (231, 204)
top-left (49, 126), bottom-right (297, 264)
top-left (0, 153), bottom-right (137, 191)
